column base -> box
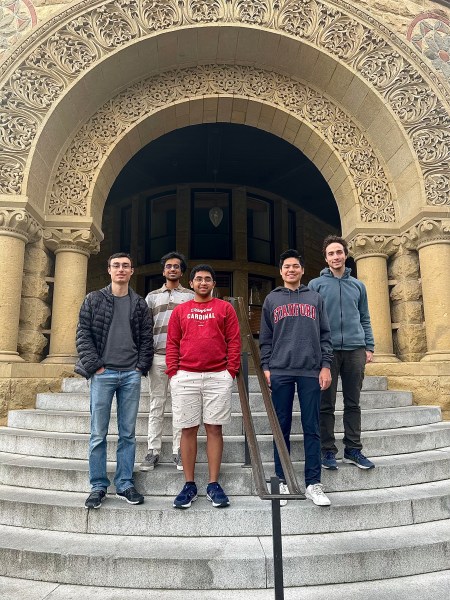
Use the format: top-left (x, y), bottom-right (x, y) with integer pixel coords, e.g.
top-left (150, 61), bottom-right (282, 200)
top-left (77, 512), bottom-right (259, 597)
top-left (0, 351), bottom-right (24, 363)
top-left (41, 354), bottom-right (77, 364)
top-left (421, 351), bottom-right (450, 362)
top-left (371, 353), bottom-right (400, 363)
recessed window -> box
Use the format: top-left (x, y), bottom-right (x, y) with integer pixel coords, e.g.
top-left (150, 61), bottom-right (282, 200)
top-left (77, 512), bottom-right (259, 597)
top-left (191, 190), bottom-right (232, 260)
top-left (120, 205), bottom-right (132, 254)
top-left (247, 195), bottom-right (273, 265)
top-left (146, 192), bottom-right (176, 263)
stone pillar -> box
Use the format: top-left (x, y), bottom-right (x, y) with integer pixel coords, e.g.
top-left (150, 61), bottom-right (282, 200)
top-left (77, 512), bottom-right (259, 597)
top-left (349, 235), bottom-right (399, 363)
top-left (43, 229), bottom-right (100, 364)
top-left (0, 208), bottom-right (41, 362)
top-left (413, 220), bottom-right (450, 362)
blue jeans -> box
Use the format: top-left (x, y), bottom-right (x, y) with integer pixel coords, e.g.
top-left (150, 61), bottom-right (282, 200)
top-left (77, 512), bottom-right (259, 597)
top-left (270, 374), bottom-right (321, 487)
top-left (89, 369), bottom-right (141, 493)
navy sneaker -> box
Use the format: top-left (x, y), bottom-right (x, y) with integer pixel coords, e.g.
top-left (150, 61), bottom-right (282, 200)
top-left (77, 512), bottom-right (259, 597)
top-left (173, 482), bottom-right (198, 509)
top-left (84, 489), bottom-right (106, 509)
top-left (206, 482), bottom-right (230, 508)
top-left (116, 487), bottom-right (144, 504)
top-left (322, 451), bottom-right (338, 470)
top-left (343, 448), bottom-right (375, 470)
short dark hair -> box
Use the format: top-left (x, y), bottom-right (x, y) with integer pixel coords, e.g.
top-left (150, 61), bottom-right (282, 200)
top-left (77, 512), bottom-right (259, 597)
top-left (160, 251), bottom-right (187, 274)
top-left (279, 249), bottom-right (305, 269)
top-left (189, 264), bottom-right (216, 281)
top-left (108, 252), bottom-right (133, 268)
top-left (322, 235), bottom-right (348, 258)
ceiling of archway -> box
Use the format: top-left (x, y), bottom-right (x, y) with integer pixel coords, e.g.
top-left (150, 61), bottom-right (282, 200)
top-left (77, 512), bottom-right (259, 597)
top-left (1, 0), bottom-right (449, 209)
top-left (108, 122), bottom-right (341, 227)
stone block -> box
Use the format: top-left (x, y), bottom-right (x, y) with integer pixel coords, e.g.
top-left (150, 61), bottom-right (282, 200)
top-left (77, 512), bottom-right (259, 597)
top-left (0, 380), bottom-right (10, 424)
top-left (390, 280), bottom-right (422, 302)
top-left (19, 298), bottom-right (51, 329)
top-left (391, 301), bottom-right (423, 324)
top-left (395, 324), bottom-right (426, 355)
top-left (21, 274), bottom-right (49, 300)
top-left (8, 378), bottom-right (62, 413)
top-left (24, 245), bottom-right (52, 276)
top-left (388, 252), bottom-right (419, 280)
top-left (17, 331), bottom-right (49, 360)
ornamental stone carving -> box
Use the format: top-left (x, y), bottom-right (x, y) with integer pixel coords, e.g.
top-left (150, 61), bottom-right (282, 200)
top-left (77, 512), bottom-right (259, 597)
top-left (0, 208), bottom-right (41, 243)
top-left (42, 227), bottom-right (100, 256)
top-left (49, 64), bottom-right (395, 223)
top-left (0, 0), bottom-right (449, 206)
top-left (403, 219), bottom-right (450, 250)
top-left (348, 233), bottom-right (402, 259)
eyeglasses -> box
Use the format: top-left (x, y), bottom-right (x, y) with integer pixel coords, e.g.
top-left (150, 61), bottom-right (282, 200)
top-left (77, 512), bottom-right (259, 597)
top-left (110, 263), bottom-right (132, 269)
top-left (193, 277), bottom-right (213, 283)
top-left (164, 264), bottom-right (181, 270)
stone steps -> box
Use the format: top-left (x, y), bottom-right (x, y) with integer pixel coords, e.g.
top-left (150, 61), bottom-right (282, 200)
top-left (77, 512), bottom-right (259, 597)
top-left (1, 520), bottom-right (449, 588)
top-left (7, 404), bottom-right (436, 434)
top-left (35, 388), bottom-right (412, 412)
top-left (0, 447), bottom-right (449, 493)
top-left (1, 374), bottom-right (449, 595)
top-left (3, 572), bottom-right (450, 600)
top-left (1, 421), bottom-right (449, 461)
top-left (0, 480), bottom-right (449, 536)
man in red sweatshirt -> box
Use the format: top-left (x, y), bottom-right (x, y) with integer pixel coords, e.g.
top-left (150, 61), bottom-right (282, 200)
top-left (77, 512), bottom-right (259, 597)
top-left (166, 264), bottom-right (241, 509)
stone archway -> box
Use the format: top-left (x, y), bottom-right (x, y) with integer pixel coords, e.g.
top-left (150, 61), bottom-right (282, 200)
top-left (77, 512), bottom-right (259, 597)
top-left (0, 0), bottom-right (449, 371)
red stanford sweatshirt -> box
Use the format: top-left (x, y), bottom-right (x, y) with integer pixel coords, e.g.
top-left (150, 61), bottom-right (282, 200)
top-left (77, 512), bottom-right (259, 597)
top-left (165, 298), bottom-right (241, 377)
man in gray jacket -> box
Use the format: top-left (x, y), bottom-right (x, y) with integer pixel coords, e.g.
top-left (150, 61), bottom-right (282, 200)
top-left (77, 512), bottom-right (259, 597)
top-left (309, 235), bottom-right (375, 471)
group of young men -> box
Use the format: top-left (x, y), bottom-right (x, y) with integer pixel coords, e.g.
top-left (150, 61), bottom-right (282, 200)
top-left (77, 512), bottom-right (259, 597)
top-left (76, 235), bottom-right (374, 511)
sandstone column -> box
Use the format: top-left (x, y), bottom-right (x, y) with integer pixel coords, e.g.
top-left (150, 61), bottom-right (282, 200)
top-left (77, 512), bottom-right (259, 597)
top-left (349, 235), bottom-right (399, 363)
top-left (43, 229), bottom-right (100, 364)
top-left (0, 208), bottom-right (41, 362)
top-left (414, 220), bottom-right (450, 362)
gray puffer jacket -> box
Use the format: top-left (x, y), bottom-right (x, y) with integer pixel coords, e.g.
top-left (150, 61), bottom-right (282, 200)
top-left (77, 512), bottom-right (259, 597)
top-left (75, 285), bottom-right (153, 379)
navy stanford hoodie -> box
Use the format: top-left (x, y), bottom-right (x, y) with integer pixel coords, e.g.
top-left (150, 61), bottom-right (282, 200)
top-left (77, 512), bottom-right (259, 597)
top-left (259, 285), bottom-right (333, 378)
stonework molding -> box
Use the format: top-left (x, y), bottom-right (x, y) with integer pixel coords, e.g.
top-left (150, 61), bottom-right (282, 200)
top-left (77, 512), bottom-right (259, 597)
top-left (0, 0), bottom-right (449, 209)
top-left (0, 208), bottom-right (41, 243)
top-left (403, 218), bottom-right (450, 250)
top-left (348, 233), bottom-right (403, 260)
top-left (42, 227), bottom-right (100, 256)
top-left (49, 64), bottom-right (395, 223)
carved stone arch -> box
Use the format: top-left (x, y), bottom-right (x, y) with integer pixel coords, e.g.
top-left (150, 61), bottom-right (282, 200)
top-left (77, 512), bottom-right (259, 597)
top-left (48, 63), bottom-right (397, 236)
top-left (0, 0), bottom-right (449, 225)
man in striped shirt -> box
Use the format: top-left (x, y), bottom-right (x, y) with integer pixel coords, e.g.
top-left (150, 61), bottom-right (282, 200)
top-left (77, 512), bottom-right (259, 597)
top-left (139, 252), bottom-right (194, 471)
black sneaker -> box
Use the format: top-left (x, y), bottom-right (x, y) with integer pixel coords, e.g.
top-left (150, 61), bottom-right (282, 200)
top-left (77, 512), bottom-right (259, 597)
top-left (173, 482), bottom-right (198, 509)
top-left (322, 451), bottom-right (338, 470)
top-left (85, 489), bottom-right (106, 509)
top-left (343, 448), bottom-right (375, 469)
top-left (139, 450), bottom-right (159, 471)
top-left (116, 487), bottom-right (144, 505)
top-left (206, 482), bottom-right (230, 508)
top-left (172, 448), bottom-right (183, 471)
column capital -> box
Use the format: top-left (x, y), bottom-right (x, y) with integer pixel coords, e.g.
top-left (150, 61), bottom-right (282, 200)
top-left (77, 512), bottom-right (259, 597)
top-left (0, 208), bottom-right (41, 243)
top-left (348, 234), bottom-right (401, 261)
top-left (43, 228), bottom-right (100, 257)
top-left (403, 219), bottom-right (450, 251)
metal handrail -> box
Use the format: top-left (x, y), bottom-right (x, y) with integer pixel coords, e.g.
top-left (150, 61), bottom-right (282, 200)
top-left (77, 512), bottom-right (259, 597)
top-left (231, 297), bottom-right (305, 501)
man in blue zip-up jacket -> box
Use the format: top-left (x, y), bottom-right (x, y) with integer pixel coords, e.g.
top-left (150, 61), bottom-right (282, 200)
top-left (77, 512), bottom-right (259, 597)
top-left (309, 235), bottom-right (375, 471)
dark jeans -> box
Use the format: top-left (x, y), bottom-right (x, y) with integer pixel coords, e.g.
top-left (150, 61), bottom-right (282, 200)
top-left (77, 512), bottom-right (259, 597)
top-left (270, 375), bottom-right (321, 487)
top-left (321, 348), bottom-right (366, 454)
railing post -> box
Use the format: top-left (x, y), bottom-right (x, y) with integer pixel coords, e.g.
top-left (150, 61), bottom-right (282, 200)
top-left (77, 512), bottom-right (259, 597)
top-left (271, 476), bottom-right (284, 600)
top-left (241, 350), bottom-right (251, 467)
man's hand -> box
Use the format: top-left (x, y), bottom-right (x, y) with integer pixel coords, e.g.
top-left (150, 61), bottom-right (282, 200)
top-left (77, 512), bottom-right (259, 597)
top-left (263, 370), bottom-right (271, 388)
top-left (96, 367), bottom-right (105, 374)
top-left (365, 351), bottom-right (374, 364)
top-left (319, 367), bottom-right (332, 391)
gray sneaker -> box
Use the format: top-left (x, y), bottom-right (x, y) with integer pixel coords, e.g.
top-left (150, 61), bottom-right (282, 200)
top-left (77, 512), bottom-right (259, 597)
top-left (139, 450), bottom-right (159, 471)
top-left (172, 448), bottom-right (183, 471)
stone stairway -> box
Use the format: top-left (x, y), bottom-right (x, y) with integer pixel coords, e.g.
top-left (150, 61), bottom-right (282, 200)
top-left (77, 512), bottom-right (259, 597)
top-left (0, 376), bottom-right (449, 599)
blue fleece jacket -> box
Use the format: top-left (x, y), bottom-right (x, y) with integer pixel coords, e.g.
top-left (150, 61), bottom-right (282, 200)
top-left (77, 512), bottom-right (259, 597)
top-left (308, 268), bottom-right (374, 352)
top-left (259, 285), bottom-right (333, 377)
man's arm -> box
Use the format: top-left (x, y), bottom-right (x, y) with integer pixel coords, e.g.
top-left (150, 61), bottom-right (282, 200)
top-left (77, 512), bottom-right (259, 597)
top-left (358, 282), bottom-right (375, 355)
top-left (318, 295), bottom-right (333, 391)
top-left (136, 300), bottom-right (154, 375)
top-left (259, 299), bottom-right (273, 387)
top-left (224, 304), bottom-right (241, 377)
top-left (165, 306), bottom-right (182, 377)
top-left (75, 294), bottom-right (104, 376)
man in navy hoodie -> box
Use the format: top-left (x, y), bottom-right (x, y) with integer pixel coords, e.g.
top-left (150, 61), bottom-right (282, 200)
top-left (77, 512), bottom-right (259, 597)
top-left (260, 249), bottom-right (333, 506)
top-left (309, 235), bottom-right (375, 471)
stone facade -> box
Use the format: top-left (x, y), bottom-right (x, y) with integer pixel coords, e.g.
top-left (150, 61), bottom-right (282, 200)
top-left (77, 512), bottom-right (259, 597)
top-left (0, 0), bottom-right (449, 423)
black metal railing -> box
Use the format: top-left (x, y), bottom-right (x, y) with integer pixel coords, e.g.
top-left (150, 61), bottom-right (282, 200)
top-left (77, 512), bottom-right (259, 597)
top-left (229, 297), bottom-right (306, 600)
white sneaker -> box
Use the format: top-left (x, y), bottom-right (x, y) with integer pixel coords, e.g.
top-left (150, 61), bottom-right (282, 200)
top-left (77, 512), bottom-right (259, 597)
top-left (279, 482), bottom-right (289, 507)
top-left (305, 483), bottom-right (331, 506)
